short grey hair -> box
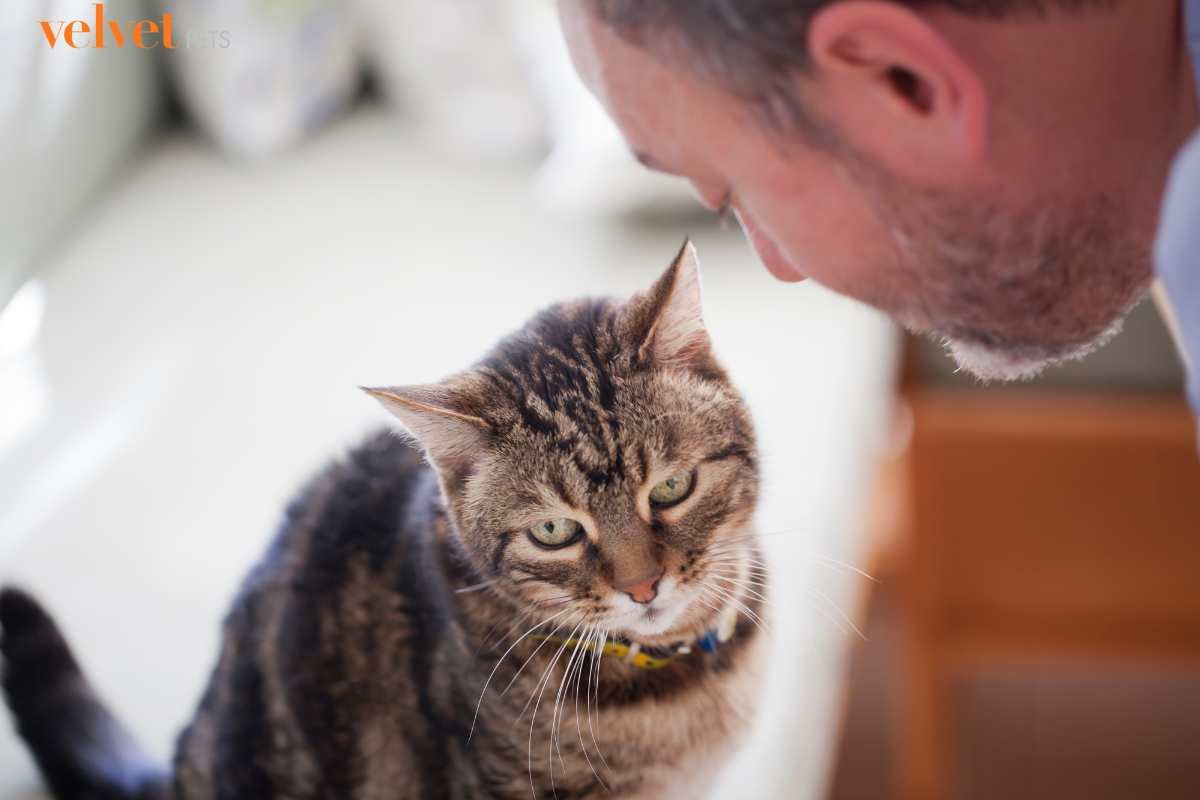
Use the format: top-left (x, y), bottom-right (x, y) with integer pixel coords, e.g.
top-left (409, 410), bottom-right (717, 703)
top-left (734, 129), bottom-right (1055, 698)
top-left (583, 0), bottom-right (1113, 130)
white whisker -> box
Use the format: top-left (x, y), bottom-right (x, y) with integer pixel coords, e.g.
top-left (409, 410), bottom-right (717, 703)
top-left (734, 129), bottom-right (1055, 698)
top-left (456, 579), bottom-right (498, 594)
top-left (806, 587), bottom-right (868, 641)
top-left (470, 607), bottom-right (571, 742)
top-left (701, 568), bottom-right (759, 592)
top-left (551, 623), bottom-right (591, 775)
top-left (708, 538), bottom-right (878, 584)
top-left (699, 584), bottom-right (770, 635)
top-left (572, 626), bottom-right (608, 791)
top-left (809, 555), bottom-right (880, 583)
top-left (588, 629), bottom-right (613, 774)
top-left (709, 574), bottom-right (769, 603)
top-left (502, 613), bottom-right (577, 698)
top-left (527, 620), bottom-right (583, 800)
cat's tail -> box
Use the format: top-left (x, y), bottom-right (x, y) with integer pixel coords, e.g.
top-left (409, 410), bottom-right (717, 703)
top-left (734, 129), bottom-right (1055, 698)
top-left (0, 587), bottom-right (170, 800)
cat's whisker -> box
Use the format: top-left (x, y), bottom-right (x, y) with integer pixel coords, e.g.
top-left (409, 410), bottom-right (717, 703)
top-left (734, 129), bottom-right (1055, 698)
top-left (700, 570), bottom-right (769, 595)
top-left (574, 627), bottom-right (610, 791)
top-left (708, 539), bottom-right (879, 584)
top-left (702, 546), bottom-right (763, 558)
top-left (807, 556), bottom-right (880, 583)
top-left (703, 548), bottom-right (769, 565)
top-left (704, 557), bottom-right (769, 574)
top-left (693, 585), bottom-right (735, 618)
top-left (711, 578), bottom-right (770, 598)
top-left (568, 628), bottom-right (599, 771)
top-left (706, 566), bottom-right (770, 590)
top-left (702, 552), bottom-right (770, 571)
top-left (806, 587), bottom-right (868, 641)
top-left (716, 526), bottom-right (858, 555)
top-left (695, 587), bottom-right (758, 639)
top-left (705, 562), bottom-right (865, 640)
top-left (708, 574), bottom-right (769, 603)
top-left (477, 607), bottom-right (535, 655)
top-left (705, 548), bottom-right (768, 560)
top-left (522, 618), bottom-right (584, 722)
top-left (470, 607), bottom-right (572, 742)
top-left (588, 629), bottom-right (613, 775)
top-left (704, 564), bottom-right (767, 576)
top-left (491, 601), bottom-right (570, 656)
top-left (455, 579), bottom-right (498, 594)
top-left (550, 623), bottom-right (591, 777)
top-left (527, 620), bottom-right (584, 800)
top-left (699, 584), bottom-right (770, 635)
top-left (566, 623), bottom-right (595, 777)
top-left (691, 592), bottom-right (726, 623)
top-left (536, 596), bottom-right (577, 609)
top-left (706, 566), bottom-right (770, 583)
top-left (507, 613), bottom-right (578, 700)
top-left (719, 526), bottom-right (811, 541)
top-left (705, 548), bottom-right (769, 563)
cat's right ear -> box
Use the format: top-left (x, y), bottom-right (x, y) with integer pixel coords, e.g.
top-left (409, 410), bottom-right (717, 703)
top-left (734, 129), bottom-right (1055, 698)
top-left (625, 238), bottom-right (715, 372)
top-left (361, 384), bottom-right (490, 480)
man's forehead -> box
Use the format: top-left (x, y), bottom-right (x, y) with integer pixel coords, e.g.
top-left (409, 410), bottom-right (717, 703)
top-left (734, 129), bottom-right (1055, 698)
top-left (557, 2), bottom-right (699, 169)
top-left (558, 1), bottom-right (604, 95)
top-left (559, 4), bottom-right (654, 113)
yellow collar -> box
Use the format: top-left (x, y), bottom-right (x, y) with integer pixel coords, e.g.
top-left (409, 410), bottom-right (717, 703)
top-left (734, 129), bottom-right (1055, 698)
top-left (532, 608), bottom-right (739, 671)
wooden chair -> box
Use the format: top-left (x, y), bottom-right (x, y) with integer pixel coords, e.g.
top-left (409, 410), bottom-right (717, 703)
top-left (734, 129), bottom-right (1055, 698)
top-left (894, 387), bottom-right (1200, 799)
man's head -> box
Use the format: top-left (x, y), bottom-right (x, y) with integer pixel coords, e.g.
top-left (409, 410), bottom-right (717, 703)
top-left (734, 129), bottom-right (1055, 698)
top-left (560, 0), bottom-right (1199, 379)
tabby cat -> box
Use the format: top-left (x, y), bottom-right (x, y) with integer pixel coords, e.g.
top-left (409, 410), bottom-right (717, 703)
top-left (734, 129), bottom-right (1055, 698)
top-left (0, 241), bottom-right (768, 799)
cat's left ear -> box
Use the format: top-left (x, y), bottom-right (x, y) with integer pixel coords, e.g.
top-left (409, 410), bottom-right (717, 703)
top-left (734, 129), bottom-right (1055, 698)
top-left (361, 383), bottom-right (490, 481)
top-left (629, 238), bottom-right (714, 371)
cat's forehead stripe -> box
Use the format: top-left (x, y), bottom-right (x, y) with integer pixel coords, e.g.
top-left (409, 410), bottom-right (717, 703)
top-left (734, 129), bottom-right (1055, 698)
top-left (480, 299), bottom-right (636, 488)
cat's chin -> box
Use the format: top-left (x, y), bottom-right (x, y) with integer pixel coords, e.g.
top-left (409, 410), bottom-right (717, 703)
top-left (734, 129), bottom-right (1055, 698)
top-left (616, 610), bottom-right (682, 639)
top-left (606, 600), bottom-right (713, 646)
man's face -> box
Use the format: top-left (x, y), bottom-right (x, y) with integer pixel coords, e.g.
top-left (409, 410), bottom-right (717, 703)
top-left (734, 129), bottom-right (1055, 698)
top-left (559, 3), bottom-right (1174, 380)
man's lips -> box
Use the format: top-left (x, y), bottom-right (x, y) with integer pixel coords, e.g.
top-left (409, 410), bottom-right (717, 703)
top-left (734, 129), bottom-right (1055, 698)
top-left (735, 210), bottom-right (807, 283)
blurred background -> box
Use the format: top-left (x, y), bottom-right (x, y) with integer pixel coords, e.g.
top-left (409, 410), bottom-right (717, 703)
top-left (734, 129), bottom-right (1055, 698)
top-left (0, 2), bottom-right (1197, 799)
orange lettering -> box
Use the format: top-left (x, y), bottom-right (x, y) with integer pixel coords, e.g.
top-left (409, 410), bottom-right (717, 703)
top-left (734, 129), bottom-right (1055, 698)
top-left (38, 20), bottom-right (66, 48)
top-left (107, 19), bottom-right (126, 47)
top-left (38, 5), bottom-right (174, 51)
top-left (132, 19), bottom-right (158, 48)
top-left (161, 12), bottom-right (175, 49)
top-left (93, 3), bottom-right (105, 48)
top-left (63, 20), bottom-right (90, 48)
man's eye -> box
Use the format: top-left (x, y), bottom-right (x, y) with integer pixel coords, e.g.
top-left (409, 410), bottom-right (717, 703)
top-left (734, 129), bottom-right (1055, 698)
top-left (527, 518), bottom-right (582, 548)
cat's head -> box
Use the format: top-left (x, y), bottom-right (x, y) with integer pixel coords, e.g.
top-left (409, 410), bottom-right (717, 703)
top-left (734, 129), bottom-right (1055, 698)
top-left (367, 242), bottom-right (759, 643)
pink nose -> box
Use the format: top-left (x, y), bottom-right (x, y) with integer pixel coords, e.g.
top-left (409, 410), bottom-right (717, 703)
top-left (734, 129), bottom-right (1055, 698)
top-left (619, 571), bottom-right (663, 605)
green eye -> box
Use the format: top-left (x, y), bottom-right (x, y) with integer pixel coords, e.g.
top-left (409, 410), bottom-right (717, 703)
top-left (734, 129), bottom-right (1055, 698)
top-left (649, 471), bottom-right (695, 507)
top-left (528, 518), bottom-right (582, 548)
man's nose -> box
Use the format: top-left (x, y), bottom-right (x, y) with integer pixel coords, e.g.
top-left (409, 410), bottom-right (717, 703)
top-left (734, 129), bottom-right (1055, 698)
top-left (617, 567), bottom-right (664, 605)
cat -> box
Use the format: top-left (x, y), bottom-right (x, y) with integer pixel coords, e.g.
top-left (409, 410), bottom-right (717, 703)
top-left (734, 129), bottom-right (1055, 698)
top-left (0, 241), bottom-right (768, 800)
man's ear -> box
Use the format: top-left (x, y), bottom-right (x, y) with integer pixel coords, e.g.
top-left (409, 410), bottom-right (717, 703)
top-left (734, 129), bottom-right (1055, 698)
top-left (806, 1), bottom-right (987, 170)
top-left (627, 238), bottom-right (715, 371)
top-left (362, 383), bottom-right (490, 484)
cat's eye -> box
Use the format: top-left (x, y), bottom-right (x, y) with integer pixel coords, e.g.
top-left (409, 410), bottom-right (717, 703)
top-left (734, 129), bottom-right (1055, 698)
top-left (649, 471), bottom-right (695, 508)
top-left (527, 518), bottom-right (583, 549)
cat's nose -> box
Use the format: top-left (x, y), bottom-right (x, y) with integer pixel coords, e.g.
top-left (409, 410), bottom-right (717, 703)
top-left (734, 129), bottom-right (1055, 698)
top-left (618, 569), bottom-right (664, 605)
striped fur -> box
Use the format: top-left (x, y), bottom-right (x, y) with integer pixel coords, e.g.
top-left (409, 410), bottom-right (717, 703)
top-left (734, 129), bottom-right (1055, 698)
top-left (2, 243), bottom-right (767, 799)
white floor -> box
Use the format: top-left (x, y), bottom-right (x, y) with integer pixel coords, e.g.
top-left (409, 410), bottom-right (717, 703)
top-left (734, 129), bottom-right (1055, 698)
top-left (0, 107), bottom-right (898, 799)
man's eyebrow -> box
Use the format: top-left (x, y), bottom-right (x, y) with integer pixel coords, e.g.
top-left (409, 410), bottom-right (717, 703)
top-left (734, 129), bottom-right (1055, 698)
top-left (633, 150), bottom-right (657, 168)
top-left (633, 150), bottom-right (677, 175)
top-left (633, 151), bottom-right (672, 173)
